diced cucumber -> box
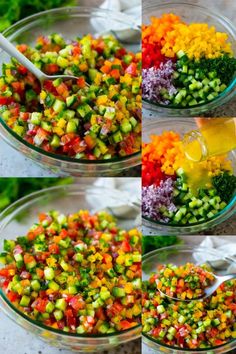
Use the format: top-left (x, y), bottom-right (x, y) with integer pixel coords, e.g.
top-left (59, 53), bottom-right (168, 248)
top-left (77, 103), bottom-right (92, 118)
top-left (55, 298), bottom-right (67, 311)
top-left (53, 99), bottom-right (65, 113)
top-left (112, 287), bottom-right (125, 298)
top-left (50, 135), bottom-right (61, 148)
top-left (30, 112), bottom-right (42, 125)
top-left (20, 295), bottom-right (30, 307)
top-left (66, 95), bottom-right (77, 107)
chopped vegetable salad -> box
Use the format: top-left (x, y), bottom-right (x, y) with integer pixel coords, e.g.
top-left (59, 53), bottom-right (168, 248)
top-left (0, 210), bottom-right (141, 334)
top-left (0, 33), bottom-right (141, 160)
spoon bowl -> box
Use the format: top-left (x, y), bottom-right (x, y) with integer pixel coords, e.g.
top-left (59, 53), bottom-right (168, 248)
top-left (157, 272), bottom-right (236, 302)
top-left (0, 33), bottom-right (88, 87)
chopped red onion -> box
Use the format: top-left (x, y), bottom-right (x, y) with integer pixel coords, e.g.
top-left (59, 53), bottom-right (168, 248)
top-left (142, 178), bottom-right (177, 222)
top-left (142, 60), bottom-right (177, 104)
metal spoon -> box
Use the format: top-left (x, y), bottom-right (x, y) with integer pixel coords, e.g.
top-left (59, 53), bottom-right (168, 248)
top-left (0, 33), bottom-right (87, 86)
top-left (157, 273), bottom-right (236, 302)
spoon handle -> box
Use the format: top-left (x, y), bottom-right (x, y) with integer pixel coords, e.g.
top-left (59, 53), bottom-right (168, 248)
top-left (0, 33), bottom-right (44, 81)
top-left (222, 274), bottom-right (236, 281)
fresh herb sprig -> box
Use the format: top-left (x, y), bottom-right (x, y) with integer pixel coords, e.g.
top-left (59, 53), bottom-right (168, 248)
top-left (212, 171), bottom-right (236, 203)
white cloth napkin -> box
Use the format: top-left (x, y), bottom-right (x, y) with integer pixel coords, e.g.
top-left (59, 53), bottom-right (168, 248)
top-left (91, 0), bottom-right (141, 41)
top-left (85, 178), bottom-right (141, 226)
top-left (100, 0), bottom-right (141, 24)
top-left (193, 236), bottom-right (236, 273)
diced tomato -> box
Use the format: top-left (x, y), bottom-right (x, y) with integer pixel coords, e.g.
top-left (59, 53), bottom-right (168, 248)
top-left (11, 81), bottom-right (25, 93)
top-left (0, 269), bottom-right (11, 277)
top-left (116, 48), bottom-right (127, 58)
top-left (103, 253), bottom-right (112, 264)
top-left (19, 112), bottom-right (29, 121)
top-left (152, 326), bottom-right (162, 337)
top-left (7, 291), bottom-right (19, 302)
top-left (38, 213), bottom-right (52, 224)
top-left (125, 63), bottom-right (137, 76)
top-left (110, 69), bottom-right (120, 80)
top-left (44, 64), bottom-right (60, 74)
top-left (48, 243), bottom-right (60, 254)
top-left (17, 44), bottom-right (28, 53)
top-left (69, 296), bottom-right (85, 311)
top-left (24, 254), bottom-right (35, 264)
top-left (100, 64), bottom-right (111, 74)
top-left (77, 77), bottom-right (86, 88)
top-left (43, 80), bottom-right (58, 94)
top-left (60, 229), bottom-right (68, 239)
top-left (121, 240), bottom-right (132, 253)
top-left (120, 320), bottom-right (134, 330)
top-left (214, 339), bottom-right (224, 346)
top-left (95, 308), bottom-right (106, 321)
top-left (107, 301), bottom-right (123, 317)
top-left (34, 298), bottom-right (47, 313)
top-left (61, 133), bottom-right (75, 145)
top-left (0, 97), bottom-right (11, 105)
top-left (33, 225), bottom-right (45, 236)
top-left (72, 46), bottom-right (81, 55)
top-left (18, 66), bottom-right (28, 75)
top-left (36, 268), bottom-right (44, 278)
top-left (36, 128), bottom-right (50, 141)
top-left (56, 83), bottom-right (69, 98)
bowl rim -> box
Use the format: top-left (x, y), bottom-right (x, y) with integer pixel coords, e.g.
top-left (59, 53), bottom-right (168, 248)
top-left (0, 183), bottom-right (141, 338)
top-left (0, 183), bottom-right (141, 225)
top-left (142, 118), bottom-right (236, 229)
top-left (0, 6), bottom-right (141, 167)
top-left (142, 1), bottom-right (236, 110)
top-left (142, 244), bottom-right (236, 352)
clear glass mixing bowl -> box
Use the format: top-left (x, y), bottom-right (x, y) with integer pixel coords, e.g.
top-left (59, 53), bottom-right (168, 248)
top-left (0, 184), bottom-right (141, 352)
top-left (142, 118), bottom-right (236, 235)
top-left (142, 244), bottom-right (236, 354)
top-left (142, 2), bottom-right (236, 116)
top-left (0, 7), bottom-right (141, 176)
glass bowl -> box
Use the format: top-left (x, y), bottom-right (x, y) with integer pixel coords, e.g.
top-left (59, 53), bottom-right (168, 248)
top-left (142, 244), bottom-right (236, 354)
top-left (0, 7), bottom-right (141, 176)
top-left (142, 2), bottom-right (236, 116)
top-left (142, 118), bottom-right (236, 235)
top-left (0, 184), bottom-right (141, 352)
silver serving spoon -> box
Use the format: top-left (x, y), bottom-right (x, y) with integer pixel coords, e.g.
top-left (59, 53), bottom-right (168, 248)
top-left (157, 273), bottom-right (236, 302)
top-left (0, 33), bottom-right (88, 87)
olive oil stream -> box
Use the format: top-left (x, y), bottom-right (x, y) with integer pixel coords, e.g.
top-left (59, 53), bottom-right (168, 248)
top-left (182, 118), bottom-right (236, 194)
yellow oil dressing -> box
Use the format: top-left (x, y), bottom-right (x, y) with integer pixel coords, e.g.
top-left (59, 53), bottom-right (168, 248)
top-left (183, 118), bottom-right (236, 162)
top-left (181, 160), bottom-right (213, 195)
